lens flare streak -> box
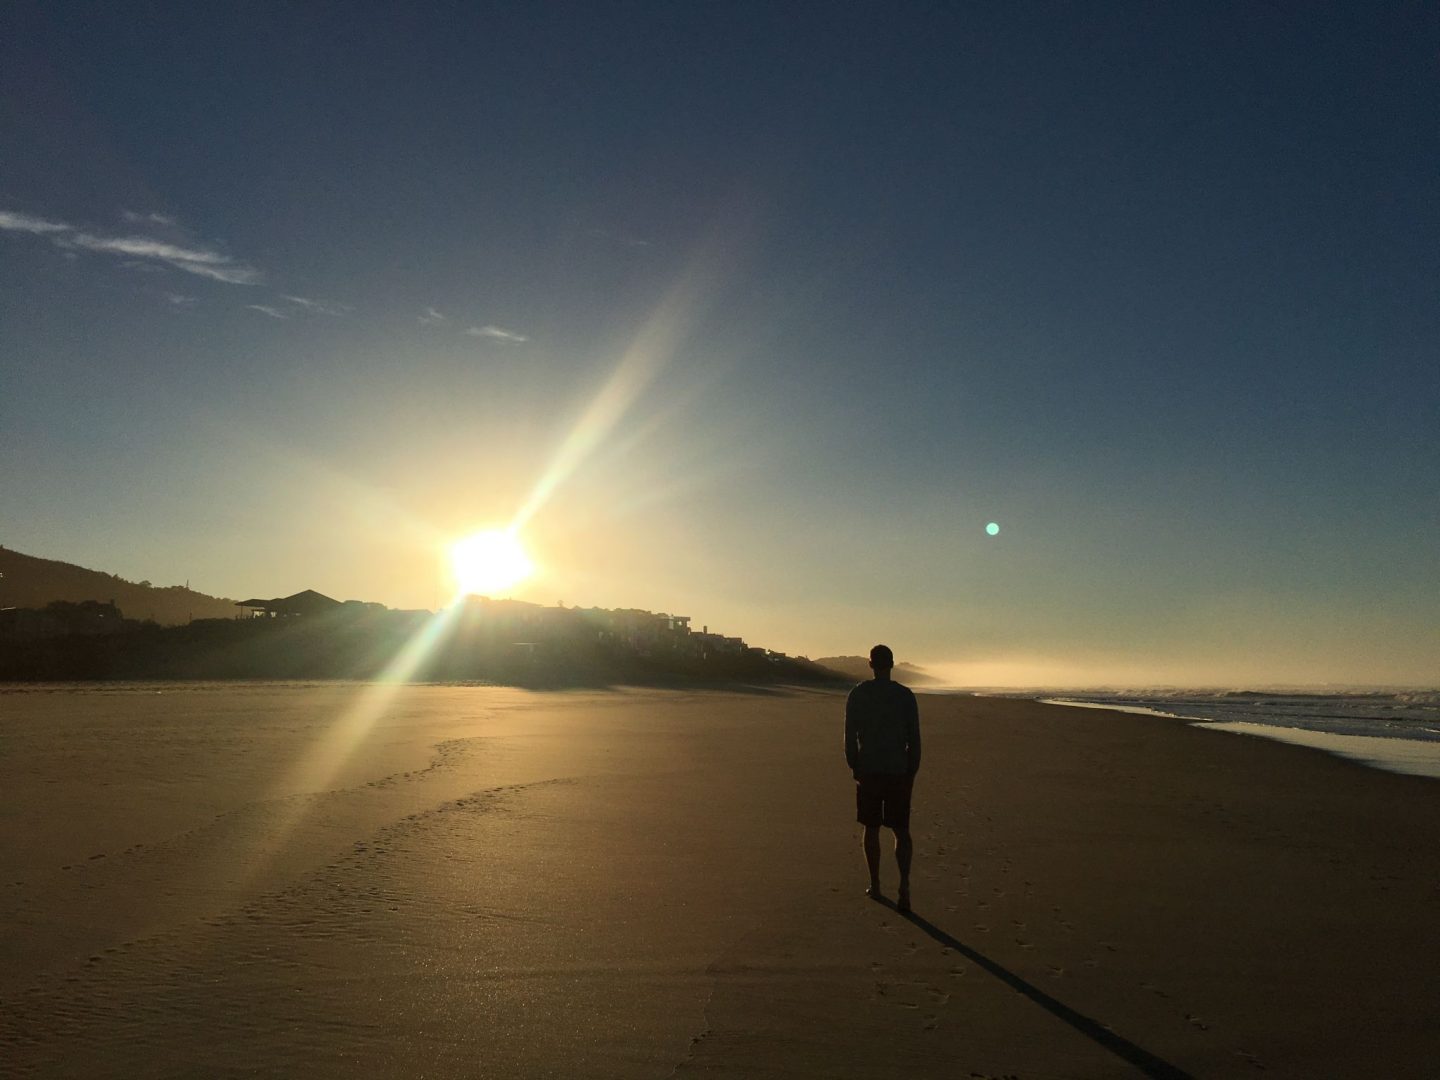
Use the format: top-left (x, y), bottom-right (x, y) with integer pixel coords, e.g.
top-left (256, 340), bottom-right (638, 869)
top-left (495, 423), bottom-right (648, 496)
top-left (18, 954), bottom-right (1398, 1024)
top-left (509, 218), bottom-right (742, 533)
top-left (228, 604), bottom-right (463, 890)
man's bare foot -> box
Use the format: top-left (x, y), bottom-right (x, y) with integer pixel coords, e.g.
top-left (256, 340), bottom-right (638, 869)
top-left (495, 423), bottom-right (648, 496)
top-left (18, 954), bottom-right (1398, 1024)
top-left (897, 887), bottom-right (911, 913)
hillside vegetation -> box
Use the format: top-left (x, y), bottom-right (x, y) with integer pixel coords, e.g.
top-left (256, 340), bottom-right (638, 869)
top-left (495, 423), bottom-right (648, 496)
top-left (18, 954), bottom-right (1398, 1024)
top-left (0, 546), bottom-right (238, 625)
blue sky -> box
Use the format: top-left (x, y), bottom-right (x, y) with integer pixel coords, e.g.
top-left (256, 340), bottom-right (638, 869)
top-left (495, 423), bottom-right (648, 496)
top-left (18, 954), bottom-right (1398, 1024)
top-left (2, 2), bottom-right (1436, 685)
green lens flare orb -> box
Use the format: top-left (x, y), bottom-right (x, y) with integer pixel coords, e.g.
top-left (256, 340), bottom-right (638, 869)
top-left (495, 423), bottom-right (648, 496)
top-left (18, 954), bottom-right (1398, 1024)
top-left (986, 522), bottom-right (1000, 536)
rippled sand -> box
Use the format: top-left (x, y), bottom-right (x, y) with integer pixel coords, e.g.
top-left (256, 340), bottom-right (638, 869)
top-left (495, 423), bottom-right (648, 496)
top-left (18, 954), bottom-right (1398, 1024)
top-left (3, 684), bottom-right (1438, 1077)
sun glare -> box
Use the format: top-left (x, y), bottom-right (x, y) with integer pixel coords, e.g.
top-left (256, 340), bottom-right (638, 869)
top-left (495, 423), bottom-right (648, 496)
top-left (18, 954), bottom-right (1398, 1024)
top-left (450, 529), bottom-right (534, 597)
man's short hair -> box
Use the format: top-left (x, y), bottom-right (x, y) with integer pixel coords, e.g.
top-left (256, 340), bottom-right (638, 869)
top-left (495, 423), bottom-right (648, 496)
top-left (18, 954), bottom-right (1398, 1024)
top-left (869, 644), bottom-right (894, 668)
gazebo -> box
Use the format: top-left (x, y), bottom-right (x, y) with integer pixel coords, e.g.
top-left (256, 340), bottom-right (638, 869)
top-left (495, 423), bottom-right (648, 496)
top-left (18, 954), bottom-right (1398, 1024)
top-left (235, 589), bottom-right (342, 619)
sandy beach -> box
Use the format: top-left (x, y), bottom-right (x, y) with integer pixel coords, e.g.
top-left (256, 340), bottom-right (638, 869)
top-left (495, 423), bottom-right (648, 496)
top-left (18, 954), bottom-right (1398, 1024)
top-left (2, 684), bottom-right (1437, 1078)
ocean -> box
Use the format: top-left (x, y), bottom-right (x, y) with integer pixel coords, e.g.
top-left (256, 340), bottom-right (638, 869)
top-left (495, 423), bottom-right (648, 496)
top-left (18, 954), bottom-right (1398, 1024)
top-left (1033, 690), bottom-right (1440, 780)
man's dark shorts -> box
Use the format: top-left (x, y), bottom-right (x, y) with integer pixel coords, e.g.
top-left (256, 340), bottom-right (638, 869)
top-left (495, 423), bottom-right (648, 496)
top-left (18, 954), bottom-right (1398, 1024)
top-left (855, 772), bottom-right (914, 830)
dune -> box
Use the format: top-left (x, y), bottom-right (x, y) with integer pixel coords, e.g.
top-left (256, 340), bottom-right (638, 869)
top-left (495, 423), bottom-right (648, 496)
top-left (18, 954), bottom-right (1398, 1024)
top-left (1, 685), bottom-right (1436, 1077)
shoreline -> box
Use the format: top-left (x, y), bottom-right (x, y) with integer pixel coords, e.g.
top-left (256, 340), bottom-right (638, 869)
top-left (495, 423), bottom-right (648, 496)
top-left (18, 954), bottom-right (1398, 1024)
top-left (1196, 720), bottom-right (1440, 780)
top-left (1036, 695), bottom-right (1440, 781)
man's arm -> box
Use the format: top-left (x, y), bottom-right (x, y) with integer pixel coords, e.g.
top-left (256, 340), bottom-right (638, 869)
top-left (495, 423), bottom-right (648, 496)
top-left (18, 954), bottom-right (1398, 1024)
top-left (906, 689), bottom-right (921, 776)
top-left (845, 689), bottom-right (860, 773)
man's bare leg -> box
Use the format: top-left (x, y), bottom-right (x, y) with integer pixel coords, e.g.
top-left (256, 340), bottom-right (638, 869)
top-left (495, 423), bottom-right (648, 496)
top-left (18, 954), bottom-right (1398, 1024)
top-left (894, 828), bottom-right (913, 911)
top-left (862, 825), bottom-right (882, 897)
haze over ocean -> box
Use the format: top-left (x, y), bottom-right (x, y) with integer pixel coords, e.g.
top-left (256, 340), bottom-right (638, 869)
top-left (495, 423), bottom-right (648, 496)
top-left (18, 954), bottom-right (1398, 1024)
top-left (2, 3), bottom-right (1436, 685)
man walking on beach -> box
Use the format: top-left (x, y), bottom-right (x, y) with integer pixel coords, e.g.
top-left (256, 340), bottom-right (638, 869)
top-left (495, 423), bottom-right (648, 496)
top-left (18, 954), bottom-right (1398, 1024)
top-left (845, 644), bottom-right (921, 912)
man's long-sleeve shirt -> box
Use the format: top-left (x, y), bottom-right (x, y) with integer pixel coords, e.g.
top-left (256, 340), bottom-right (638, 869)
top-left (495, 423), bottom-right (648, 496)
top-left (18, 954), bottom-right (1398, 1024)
top-left (845, 679), bottom-right (921, 776)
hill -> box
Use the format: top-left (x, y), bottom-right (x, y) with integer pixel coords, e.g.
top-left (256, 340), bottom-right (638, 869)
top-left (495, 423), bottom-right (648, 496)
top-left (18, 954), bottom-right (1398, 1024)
top-left (0, 546), bottom-right (847, 688)
top-left (814, 655), bottom-right (939, 685)
top-left (0, 545), bottom-right (238, 625)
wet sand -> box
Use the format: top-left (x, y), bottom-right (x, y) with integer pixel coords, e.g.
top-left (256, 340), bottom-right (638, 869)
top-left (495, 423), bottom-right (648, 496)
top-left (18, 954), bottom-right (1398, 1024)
top-left (2, 684), bottom-right (1437, 1078)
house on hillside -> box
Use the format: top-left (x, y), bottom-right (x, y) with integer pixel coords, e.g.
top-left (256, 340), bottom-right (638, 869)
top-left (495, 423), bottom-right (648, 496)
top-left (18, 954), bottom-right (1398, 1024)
top-left (690, 626), bottom-right (745, 659)
top-left (235, 589), bottom-right (342, 618)
top-left (580, 608), bottom-right (693, 654)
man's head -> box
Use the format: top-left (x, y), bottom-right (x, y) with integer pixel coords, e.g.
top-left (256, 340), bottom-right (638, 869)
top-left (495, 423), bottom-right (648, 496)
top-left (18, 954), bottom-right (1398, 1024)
top-left (869, 644), bottom-right (894, 679)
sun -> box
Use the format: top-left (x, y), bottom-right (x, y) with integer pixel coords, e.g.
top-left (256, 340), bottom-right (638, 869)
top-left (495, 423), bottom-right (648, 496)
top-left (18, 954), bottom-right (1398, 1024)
top-left (449, 529), bottom-right (534, 597)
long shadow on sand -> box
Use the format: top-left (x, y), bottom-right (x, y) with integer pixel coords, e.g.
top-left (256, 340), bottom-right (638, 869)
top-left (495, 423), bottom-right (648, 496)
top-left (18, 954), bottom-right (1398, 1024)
top-left (893, 905), bottom-right (1194, 1080)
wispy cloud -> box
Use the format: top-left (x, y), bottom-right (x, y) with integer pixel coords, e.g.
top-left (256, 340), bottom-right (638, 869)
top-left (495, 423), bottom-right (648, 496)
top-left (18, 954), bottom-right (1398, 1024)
top-left (247, 304), bottom-right (288, 319)
top-left (466, 324), bottom-right (529, 343)
top-left (0, 206), bottom-right (261, 284)
top-left (282, 294), bottom-right (348, 316)
top-left (0, 210), bottom-right (71, 235)
top-left (122, 210), bottom-right (178, 227)
top-left (419, 306), bottom-right (447, 326)
top-left (167, 293), bottom-right (198, 307)
top-left (66, 232), bottom-right (261, 284)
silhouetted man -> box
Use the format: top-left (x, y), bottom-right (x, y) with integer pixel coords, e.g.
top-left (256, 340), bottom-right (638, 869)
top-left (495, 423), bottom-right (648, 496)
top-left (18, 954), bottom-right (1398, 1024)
top-left (845, 643), bottom-right (921, 912)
